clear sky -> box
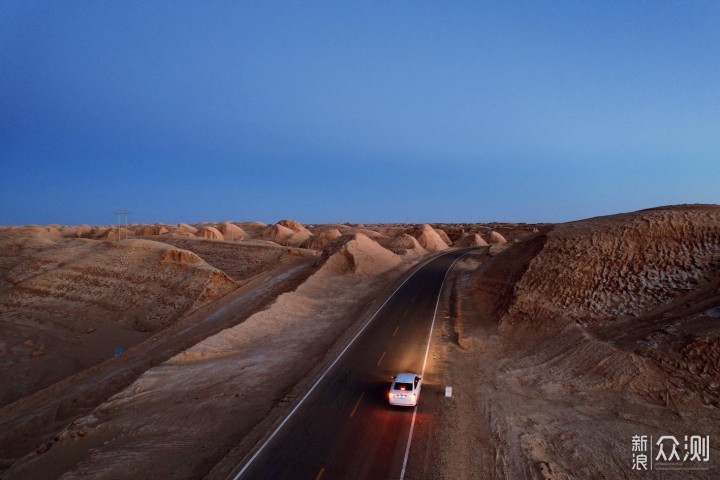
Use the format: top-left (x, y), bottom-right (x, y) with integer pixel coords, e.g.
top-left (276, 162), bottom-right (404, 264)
top-left (1, 1), bottom-right (719, 225)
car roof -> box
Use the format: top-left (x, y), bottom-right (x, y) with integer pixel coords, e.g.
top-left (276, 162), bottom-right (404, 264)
top-left (394, 373), bottom-right (418, 383)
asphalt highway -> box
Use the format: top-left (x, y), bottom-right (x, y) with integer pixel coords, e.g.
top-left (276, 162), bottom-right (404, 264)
top-left (231, 249), bottom-right (474, 480)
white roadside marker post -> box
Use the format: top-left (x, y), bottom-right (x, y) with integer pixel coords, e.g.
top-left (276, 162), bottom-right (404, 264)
top-left (445, 386), bottom-right (452, 397)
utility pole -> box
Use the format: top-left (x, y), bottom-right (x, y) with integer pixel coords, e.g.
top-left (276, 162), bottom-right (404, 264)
top-left (115, 210), bottom-right (131, 241)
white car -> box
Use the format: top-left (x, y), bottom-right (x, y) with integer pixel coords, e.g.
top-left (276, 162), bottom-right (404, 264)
top-left (388, 373), bottom-right (422, 407)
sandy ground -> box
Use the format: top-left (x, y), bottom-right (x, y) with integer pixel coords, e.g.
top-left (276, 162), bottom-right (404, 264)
top-left (0, 256), bottom-right (318, 471)
top-left (0, 231), bottom-right (238, 407)
top-left (148, 236), bottom-right (315, 283)
top-left (0, 221), bottom-right (321, 473)
top-left (0, 220), bottom-right (318, 406)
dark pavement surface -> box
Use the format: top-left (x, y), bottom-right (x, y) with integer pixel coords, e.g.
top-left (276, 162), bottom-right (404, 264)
top-left (233, 249), bottom-right (472, 480)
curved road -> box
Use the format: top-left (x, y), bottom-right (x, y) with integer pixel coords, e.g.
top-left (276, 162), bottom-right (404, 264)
top-left (230, 249), bottom-right (474, 480)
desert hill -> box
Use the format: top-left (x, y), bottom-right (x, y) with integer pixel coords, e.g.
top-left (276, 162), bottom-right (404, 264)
top-left (155, 236), bottom-right (315, 282)
top-left (436, 204), bottom-right (720, 479)
top-left (216, 222), bottom-right (246, 241)
top-left (509, 205), bottom-right (720, 322)
top-left (321, 233), bottom-right (401, 277)
top-left (301, 228), bottom-right (342, 251)
top-left (261, 219), bottom-right (313, 247)
top-left (380, 233), bottom-right (428, 257)
top-left (177, 222), bottom-right (198, 234)
top-left (0, 230), bottom-right (237, 406)
top-left (196, 225), bottom-right (224, 240)
top-left (455, 233), bottom-right (488, 247)
top-left (412, 224), bottom-right (449, 252)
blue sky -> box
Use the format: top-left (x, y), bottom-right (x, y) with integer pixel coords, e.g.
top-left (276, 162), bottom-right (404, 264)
top-left (1, 1), bottom-right (718, 225)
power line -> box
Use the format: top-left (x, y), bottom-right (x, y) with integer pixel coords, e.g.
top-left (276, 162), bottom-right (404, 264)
top-left (115, 209), bottom-right (131, 241)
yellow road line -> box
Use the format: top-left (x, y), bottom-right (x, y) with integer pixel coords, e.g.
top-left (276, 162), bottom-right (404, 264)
top-left (315, 467), bottom-right (325, 480)
top-left (377, 351), bottom-right (386, 367)
top-left (350, 392), bottom-right (365, 418)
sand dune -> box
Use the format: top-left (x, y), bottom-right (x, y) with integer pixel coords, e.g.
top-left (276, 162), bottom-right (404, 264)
top-left (413, 224), bottom-right (449, 252)
top-left (216, 222), bottom-right (246, 241)
top-left (488, 230), bottom-right (507, 244)
top-left (59, 225), bottom-right (93, 238)
top-left (277, 219), bottom-right (307, 232)
top-left (177, 223), bottom-right (198, 234)
top-left (353, 228), bottom-right (387, 240)
top-left (379, 233), bottom-right (428, 257)
top-left (134, 225), bottom-right (169, 236)
top-left (456, 233), bottom-right (488, 247)
top-left (196, 225), bottom-right (224, 240)
top-left (99, 227), bottom-right (132, 241)
top-left (321, 233), bottom-right (401, 277)
top-left (263, 220), bottom-right (312, 247)
top-left (301, 228), bottom-right (342, 251)
top-left (434, 227), bottom-right (453, 246)
top-left (262, 223), bottom-right (295, 244)
top-left (234, 221), bottom-right (267, 239)
top-left (314, 223), bottom-right (355, 235)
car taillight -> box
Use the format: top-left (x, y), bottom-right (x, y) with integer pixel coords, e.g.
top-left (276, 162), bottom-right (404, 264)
top-left (389, 393), bottom-right (395, 399)
top-left (411, 394), bottom-right (416, 399)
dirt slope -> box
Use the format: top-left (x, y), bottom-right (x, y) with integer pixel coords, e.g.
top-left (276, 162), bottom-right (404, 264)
top-left (510, 205), bottom-right (720, 322)
top-left (379, 233), bottom-right (428, 257)
top-left (152, 236), bottom-right (315, 283)
top-left (216, 222), bottom-right (246, 241)
top-left (456, 233), bottom-right (489, 247)
top-left (416, 205), bottom-right (720, 480)
top-left (413, 224), bottom-right (450, 252)
top-left (0, 232), bottom-right (236, 406)
top-left (300, 228), bottom-right (342, 251)
top-left (321, 233), bottom-right (401, 277)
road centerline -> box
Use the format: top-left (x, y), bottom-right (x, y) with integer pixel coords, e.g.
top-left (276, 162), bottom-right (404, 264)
top-left (350, 392), bottom-right (365, 418)
top-left (376, 351), bottom-right (386, 367)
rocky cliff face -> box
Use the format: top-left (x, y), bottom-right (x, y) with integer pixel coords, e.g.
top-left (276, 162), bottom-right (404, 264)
top-left (508, 205), bottom-right (720, 322)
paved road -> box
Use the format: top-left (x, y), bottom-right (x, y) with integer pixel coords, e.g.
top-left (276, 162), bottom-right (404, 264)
top-left (232, 249), bottom-right (473, 480)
